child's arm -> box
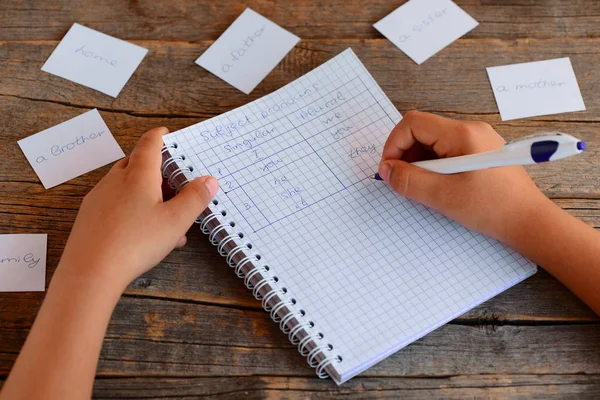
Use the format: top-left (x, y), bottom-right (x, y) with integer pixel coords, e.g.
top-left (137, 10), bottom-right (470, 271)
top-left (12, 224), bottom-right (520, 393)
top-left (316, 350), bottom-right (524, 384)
top-left (377, 111), bottom-right (600, 315)
top-left (0, 127), bottom-right (219, 400)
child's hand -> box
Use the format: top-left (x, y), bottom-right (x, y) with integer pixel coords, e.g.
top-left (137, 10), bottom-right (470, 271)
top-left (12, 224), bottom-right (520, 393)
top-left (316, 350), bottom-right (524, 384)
top-left (378, 111), bottom-right (547, 243)
top-left (57, 127), bottom-right (219, 292)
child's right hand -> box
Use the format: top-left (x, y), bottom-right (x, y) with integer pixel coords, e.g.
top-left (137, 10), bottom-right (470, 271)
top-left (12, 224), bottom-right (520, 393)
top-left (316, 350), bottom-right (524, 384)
top-left (377, 111), bottom-right (550, 244)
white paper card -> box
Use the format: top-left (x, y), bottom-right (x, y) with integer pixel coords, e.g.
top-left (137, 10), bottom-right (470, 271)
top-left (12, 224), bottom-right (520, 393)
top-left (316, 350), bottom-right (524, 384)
top-left (486, 57), bottom-right (586, 121)
top-left (196, 8), bottom-right (300, 94)
top-left (374, 0), bottom-right (478, 64)
top-left (18, 109), bottom-right (125, 189)
top-left (41, 23), bottom-right (148, 97)
top-left (0, 234), bottom-right (47, 292)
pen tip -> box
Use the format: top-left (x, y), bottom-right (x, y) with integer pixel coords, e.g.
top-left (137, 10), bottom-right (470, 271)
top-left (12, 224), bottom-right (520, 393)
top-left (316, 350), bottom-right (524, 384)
top-left (370, 173), bottom-right (383, 181)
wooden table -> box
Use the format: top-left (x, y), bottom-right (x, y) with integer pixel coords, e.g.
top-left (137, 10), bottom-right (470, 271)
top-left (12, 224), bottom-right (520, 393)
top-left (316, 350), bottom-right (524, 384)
top-left (1, 1), bottom-right (600, 398)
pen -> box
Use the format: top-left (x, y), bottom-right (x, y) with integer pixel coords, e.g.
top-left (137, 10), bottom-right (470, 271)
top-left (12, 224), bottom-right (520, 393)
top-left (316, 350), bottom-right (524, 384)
top-left (371, 132), bottom-right (586, 178)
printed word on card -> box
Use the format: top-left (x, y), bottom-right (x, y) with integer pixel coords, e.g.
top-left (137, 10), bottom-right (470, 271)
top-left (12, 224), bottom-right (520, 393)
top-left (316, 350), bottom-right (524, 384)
top-left (487, 58), bottom-right (586, 121)
top-left (18, 109), bottom-right (125, 189)
top-left (0, 234), bottom-right (47, 292)
top-left (374, 0), bottom-right (478, 64)
top-left (196, 8), bottom-right (300, 94)
top-left (42, 23), bottom-right (148, 97)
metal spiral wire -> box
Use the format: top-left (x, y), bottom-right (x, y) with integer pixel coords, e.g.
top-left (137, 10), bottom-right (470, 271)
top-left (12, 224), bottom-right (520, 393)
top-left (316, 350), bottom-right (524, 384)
top-left (161, 143), bottom-right (342, 380)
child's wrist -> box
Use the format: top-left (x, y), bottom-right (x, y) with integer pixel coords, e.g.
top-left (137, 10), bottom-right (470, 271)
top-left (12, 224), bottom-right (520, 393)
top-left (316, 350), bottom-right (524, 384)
top-left (497, 192), bottom-right (557, 250)
top-left (54, 258), bottom-right (128, 302)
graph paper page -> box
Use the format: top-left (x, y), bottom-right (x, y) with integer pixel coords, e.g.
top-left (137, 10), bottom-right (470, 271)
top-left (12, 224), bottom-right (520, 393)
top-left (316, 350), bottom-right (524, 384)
top-left (163, 49), bottom-right (537, 383)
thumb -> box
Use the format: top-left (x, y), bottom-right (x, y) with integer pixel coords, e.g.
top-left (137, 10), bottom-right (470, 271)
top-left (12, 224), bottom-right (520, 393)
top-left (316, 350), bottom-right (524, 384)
top-left (378, 160), bottom-right (450, 211)
top-left (163, 176), bottom-right (219, 232)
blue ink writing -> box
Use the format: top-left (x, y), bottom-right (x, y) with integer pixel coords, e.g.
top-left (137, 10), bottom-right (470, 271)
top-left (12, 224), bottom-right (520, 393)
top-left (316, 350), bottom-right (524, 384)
top-left (280, 187), bottom-right (302, 199)
top-left (223, 127), bottom-right (276, 153)
top-left (260, 84), bottom-right (320, 119)
top-left (0, 253), bottom-right (40, 268)
top-left (221, 26), bottom-right (266, 73)
top-left (322, 111), bottom-right (344, 125)
top-left (332, 124), bottom-right (355, 140)
top-left (496, 80), bottom-right (567, 93)
top-left (398, 8), bottom-right (449, 43)
top-left (262, 159), bottom-right (283, 172)
top-left (199, 116), bottom-right (252, 142)
top-left (299, 91), bottom-right (346, 120)
top-left (74, 45), bottom-right (118, 67)
top-left (50, 131), bottom-right (105, 157)
top-left (350, 144), bottom-right (376, 158)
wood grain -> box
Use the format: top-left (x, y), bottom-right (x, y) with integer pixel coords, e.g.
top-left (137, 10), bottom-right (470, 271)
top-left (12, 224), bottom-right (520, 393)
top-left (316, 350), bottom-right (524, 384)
top-left (2, 38), bottom-right (600, 121)
top-left (1, 0), bottom-right (599, 41)
top-left (1, 1), bottom-right (599, 398)
top-left (86, 375), bottom-right (600, 399)
top-left (1, 374), bottom-right (599, 399)
top-left (2, 296), bottom-right (600, 378)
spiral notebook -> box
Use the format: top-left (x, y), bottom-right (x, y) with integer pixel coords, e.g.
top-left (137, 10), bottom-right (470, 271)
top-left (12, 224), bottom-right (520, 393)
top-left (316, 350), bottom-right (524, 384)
top-left (160, 49), bottom-right (537, 384)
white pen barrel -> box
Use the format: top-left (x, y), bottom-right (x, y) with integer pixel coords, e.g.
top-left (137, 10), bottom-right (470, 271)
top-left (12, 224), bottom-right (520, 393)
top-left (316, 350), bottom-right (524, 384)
top-left (412, 147), bottom-right (533, 174)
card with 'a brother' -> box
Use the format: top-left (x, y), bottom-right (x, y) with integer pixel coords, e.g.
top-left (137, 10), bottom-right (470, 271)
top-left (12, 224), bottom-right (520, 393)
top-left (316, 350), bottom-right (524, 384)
top-left (18, 109), bottom-right (125, 189)
top-left (41, 23), bottom-right (148, 97)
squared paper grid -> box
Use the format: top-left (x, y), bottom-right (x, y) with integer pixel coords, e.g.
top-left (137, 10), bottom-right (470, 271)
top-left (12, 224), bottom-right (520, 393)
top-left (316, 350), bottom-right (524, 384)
top-left (162, 49), bottom-right (537, 384)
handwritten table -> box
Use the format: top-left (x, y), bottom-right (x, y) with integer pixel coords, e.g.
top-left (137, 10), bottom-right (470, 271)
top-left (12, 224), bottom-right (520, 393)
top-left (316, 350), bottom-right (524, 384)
top-left (1, 1), bottom-right (600, 398)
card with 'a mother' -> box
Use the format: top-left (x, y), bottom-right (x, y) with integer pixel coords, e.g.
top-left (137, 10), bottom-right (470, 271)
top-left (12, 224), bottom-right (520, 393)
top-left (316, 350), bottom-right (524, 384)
top-left (487, 58), bottom-right (586, 121)
top-left (42, 23), bottom-right (148, 97)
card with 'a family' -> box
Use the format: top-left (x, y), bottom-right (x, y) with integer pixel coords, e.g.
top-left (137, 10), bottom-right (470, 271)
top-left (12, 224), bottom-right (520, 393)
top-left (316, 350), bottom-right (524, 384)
top-left (374, 0), bottom-right (478, 64)
top-left (18, 109), bottom-right (125, 189)
top-left (487, 57), bottom-right (586, 121)
top-left (196, 8), bottom-right (300, 94)
top-left (0, 234), bottom-right (47, 292)
top-left (41, 23), bottom-right (148, 97)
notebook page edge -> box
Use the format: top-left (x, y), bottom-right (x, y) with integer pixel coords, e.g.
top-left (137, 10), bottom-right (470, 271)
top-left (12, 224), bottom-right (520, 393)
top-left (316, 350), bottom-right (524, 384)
top-left (336, 264), bottom-right (538, 384)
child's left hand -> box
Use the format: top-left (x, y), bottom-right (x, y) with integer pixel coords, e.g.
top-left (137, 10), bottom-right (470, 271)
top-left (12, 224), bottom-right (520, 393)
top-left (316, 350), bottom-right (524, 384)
top-left (57, 127), bottom-right (219, 293)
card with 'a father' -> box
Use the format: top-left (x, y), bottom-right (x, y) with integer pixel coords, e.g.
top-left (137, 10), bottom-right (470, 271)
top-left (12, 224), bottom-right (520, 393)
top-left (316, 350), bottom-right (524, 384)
top-left (196, 8), bottom-right (300, 94)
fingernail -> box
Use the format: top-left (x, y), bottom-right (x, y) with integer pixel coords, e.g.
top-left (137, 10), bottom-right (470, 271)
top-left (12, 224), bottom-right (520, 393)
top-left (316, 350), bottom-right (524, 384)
top-left (379, 163), bottom-right (392, 182)
top-left (204, 176), bottom-right (219, 197)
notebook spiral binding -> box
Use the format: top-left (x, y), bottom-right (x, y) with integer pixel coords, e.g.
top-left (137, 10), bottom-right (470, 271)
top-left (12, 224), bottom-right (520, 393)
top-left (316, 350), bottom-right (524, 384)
top-left (161, 143), bottom-right (342, 381)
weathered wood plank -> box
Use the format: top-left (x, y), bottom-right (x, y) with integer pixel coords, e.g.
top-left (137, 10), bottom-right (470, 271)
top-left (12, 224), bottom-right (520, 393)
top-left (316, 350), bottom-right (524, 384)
top-left (85, 374), bottom-right (597, 399)
top-left (1, 295), bottom-right (599, 378)
top-left (1, 0), bottom-right (599, 41)
top-left (2, 374), bottom-right (600, 399)
top-left (0, 316), bottom-right (600, 377)
top-left (88, 374), bottom-right (599, 399)
top-left (2, 38), bottom-right (600, 120)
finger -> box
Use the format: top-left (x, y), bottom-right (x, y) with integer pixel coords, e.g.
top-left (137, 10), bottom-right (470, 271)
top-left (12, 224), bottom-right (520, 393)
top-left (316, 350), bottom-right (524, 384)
top-left (110, 156), bottom-right (130, 172)
top-left (378, 159), bottom-right (453, 212)
top-left (163, 176), bottom-right (219, 233)
top-left (174, 236), bottom-right (187, 248)
top-left (128, 127), bottom-right (169, 171)
top-left (381, 111), bottom-right (469, 163)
